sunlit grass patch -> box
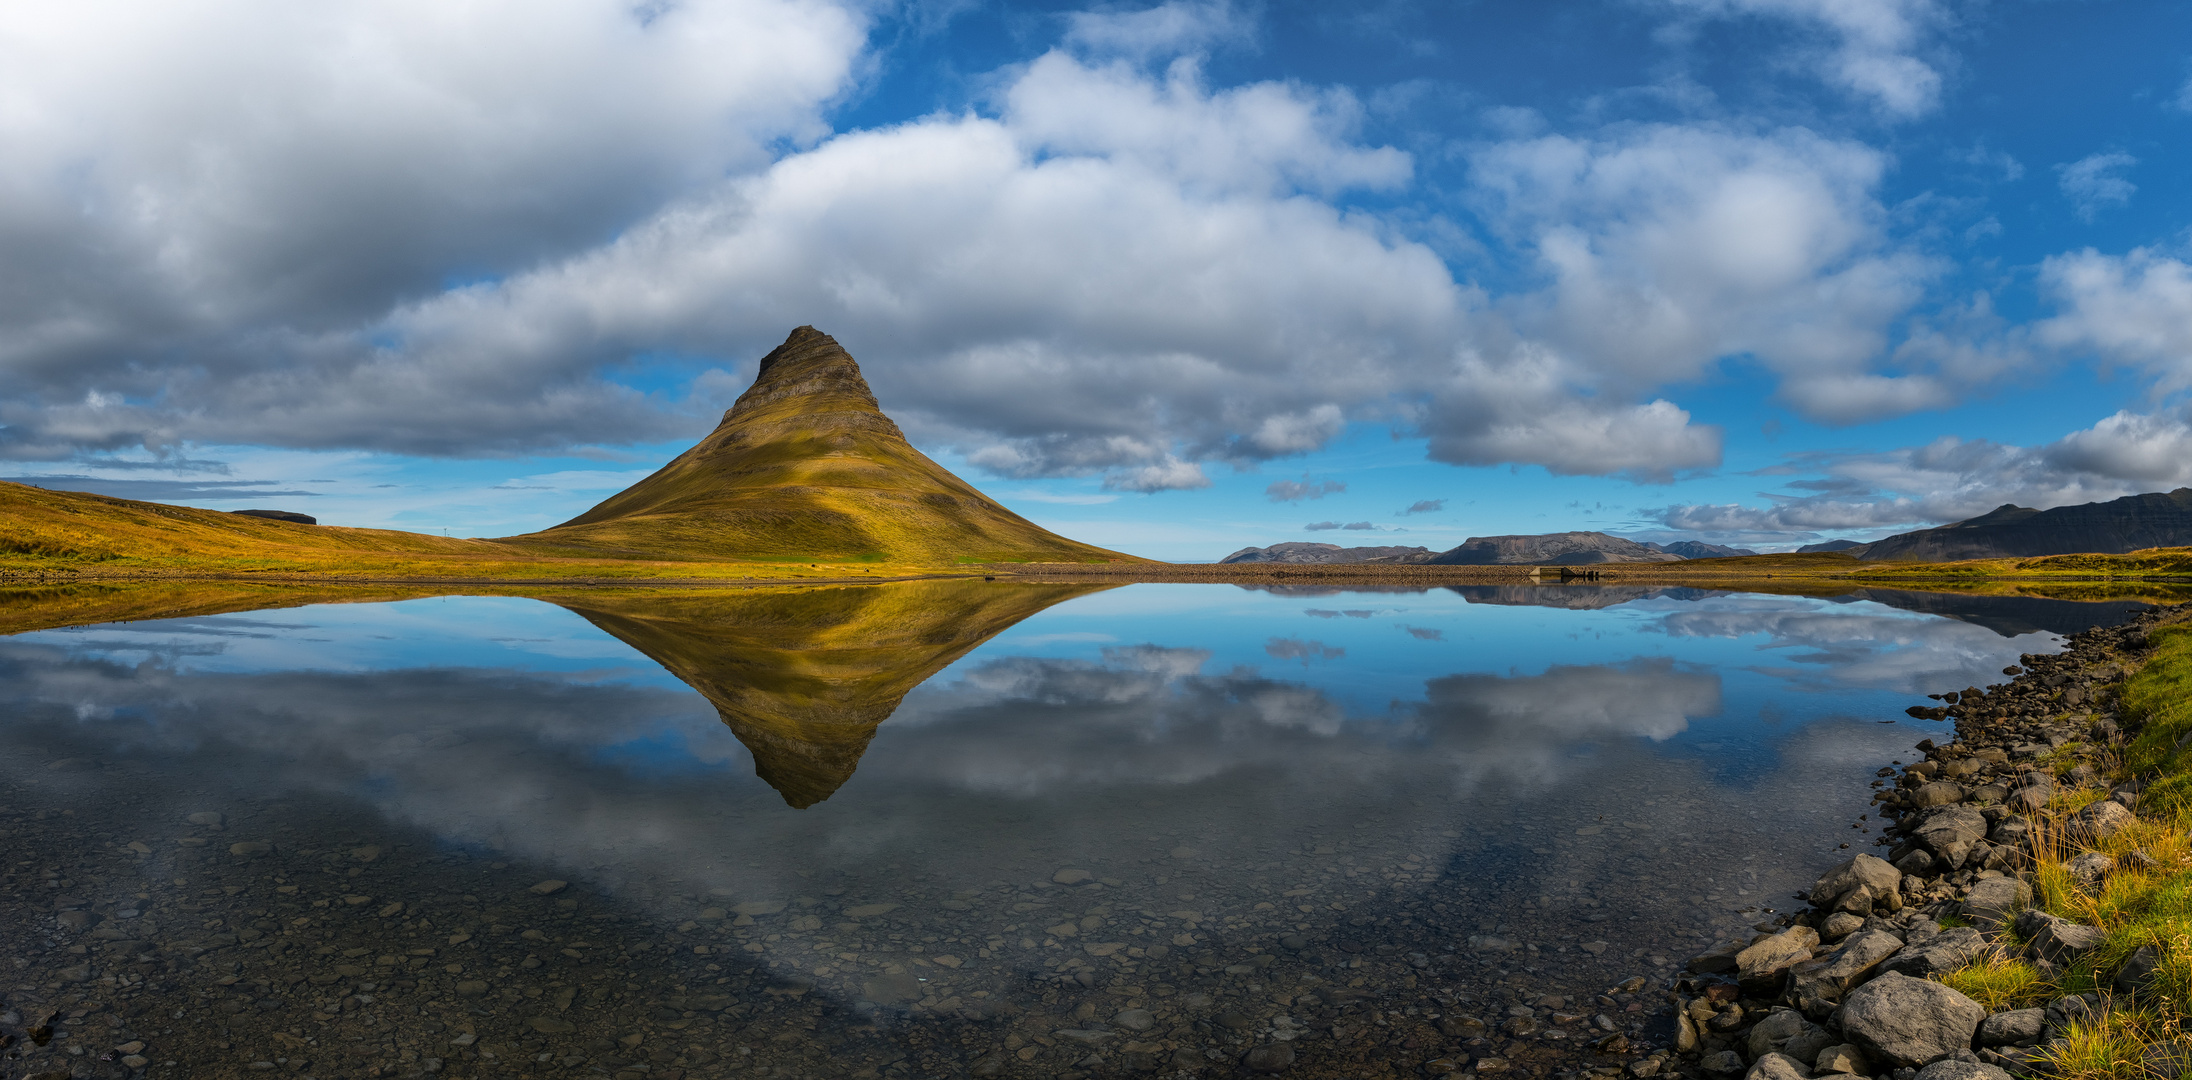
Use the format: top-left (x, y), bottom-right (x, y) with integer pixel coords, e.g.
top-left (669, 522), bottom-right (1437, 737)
top-left (2041, 1004), bottom-right (2173, 1080)
top-left (1939, 951), bottom-right (2055, 1010)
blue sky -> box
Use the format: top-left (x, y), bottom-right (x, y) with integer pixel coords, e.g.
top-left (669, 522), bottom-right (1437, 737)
top-left (2, 0), bottom-right (2190, 561)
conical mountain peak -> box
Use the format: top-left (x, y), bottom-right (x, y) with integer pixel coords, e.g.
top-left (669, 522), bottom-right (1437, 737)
top-left (512, 326), bottom-right (1133, 565)
top-left (722, 326), bottom-right (890, 426)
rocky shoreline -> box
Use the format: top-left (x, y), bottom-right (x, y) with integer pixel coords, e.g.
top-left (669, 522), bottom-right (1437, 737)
top-left (1644, 602), bottom-right (2189, 1080)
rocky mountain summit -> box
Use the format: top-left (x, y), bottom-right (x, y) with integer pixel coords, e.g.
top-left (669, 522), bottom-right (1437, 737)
top-left (1659, 605), bottom-right (2181, 1080)
top-left (1219, 542), bottom-right (1436, 564)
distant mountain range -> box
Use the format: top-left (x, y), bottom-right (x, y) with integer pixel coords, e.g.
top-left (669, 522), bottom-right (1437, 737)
top-left (1219, 532), bottom-right (1762, 565)
top-left (1847, 489), bottom-right (2192, 561)
top-left (1795, 489), bottom-right (2192, 561)
top-left (1430, 532), bottom-right (1680, 565)
top-left (1649, 540), bottom-right (1760, 559)
top-left (1220, 542), bottom-right (1436, 564)
top-left (1220, 489), bottom-right (2192, 566)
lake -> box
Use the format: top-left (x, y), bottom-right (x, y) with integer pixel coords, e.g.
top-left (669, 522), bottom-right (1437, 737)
top-left (0, 580), bottom-right (2166, 1080)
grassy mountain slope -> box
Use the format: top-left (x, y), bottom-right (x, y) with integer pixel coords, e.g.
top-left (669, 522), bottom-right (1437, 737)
top-left (502, 327), bottom-right (1134, 566)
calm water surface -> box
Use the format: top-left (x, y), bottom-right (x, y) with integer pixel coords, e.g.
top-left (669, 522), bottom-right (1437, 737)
top-left (0, 582), bottom-right (2159, 1080)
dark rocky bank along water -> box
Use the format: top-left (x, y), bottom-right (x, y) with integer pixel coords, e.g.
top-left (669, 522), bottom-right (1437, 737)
top-left (1660, 605), bottom-right (2189, 1080)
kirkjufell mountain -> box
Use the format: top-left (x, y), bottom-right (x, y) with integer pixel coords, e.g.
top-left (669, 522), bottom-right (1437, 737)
top-left (508, 327), bottom-right (1132, 565)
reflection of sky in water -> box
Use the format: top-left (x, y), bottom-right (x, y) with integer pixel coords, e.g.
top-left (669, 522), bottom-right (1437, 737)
top-left (6, 587), bottom-right (2070, 792)
top-left (17, 596), bottom-right (669, 683)
top-left (959, 584), bottom-right (2059, 766)
top-left (0, 585), bottom-right (2095, 908)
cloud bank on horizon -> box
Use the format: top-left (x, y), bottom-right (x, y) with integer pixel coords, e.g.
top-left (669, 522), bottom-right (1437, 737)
top-left (2, 0), bottom-right (2190, 551)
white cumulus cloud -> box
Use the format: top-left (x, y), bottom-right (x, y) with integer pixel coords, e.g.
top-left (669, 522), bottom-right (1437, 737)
top-left (1654, 0), bottom-right (1952, 117)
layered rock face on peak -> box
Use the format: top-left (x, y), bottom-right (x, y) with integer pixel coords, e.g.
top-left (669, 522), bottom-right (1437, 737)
top-left (1850, 488), bottom-right (2192, 561)
top-left (1428, 531), bottom-right (1684, 566)
top-left (1218, 542), bottom-right (1436, 565)
top-left (507, 326), bottom-right (1130, 565)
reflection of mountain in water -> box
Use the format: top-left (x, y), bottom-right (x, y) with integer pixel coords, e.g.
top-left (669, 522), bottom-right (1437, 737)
top-left (1446, 585), bottom-right (1727, 610)
top-left (554, 580), bottom-right (1110, 808)
top-left (1439, 583), bottom-right (2156, 635)
top-left (1232, 585), bottom-right (1430, 597)
top-left (1827, 589), bottom-right (2152, 637)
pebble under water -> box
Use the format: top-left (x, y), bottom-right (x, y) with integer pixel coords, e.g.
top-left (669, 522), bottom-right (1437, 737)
top-left (0, 580), bottom-right (2165, 1080)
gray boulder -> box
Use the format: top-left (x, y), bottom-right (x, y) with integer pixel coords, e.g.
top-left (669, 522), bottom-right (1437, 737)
top-left (1750, 1007), bottom-right (1839, 1066)
top-left (1702, 1050), bottom-right (1747, 1077)
top-left (2044, 994), bottom-right (2100, 1039)
top-left (1913, 1060), bottom-right (2012, 1080)
top-left (1745, 1052), bottom-right (1812, 1080)
top-left (2008, 778), bottom-right (2052, 815)
top-left (1747, 1007), bottom-right (1813, 1060)
top-left (1976, 1009), bottom-right (2044, 1048)
top-left (1809, 855), bottom-right (1903, 908)
top-left (1813, 1044), bottom-right (1873, 1077)
top-left (2115, 943), bottom-right (2161, 996)
top-left (2067, 852), bottom-right (2114, 891)
top-left (2014, 910), bottom-right (2107, 969)
top-left (1737, 927), bottom-right (1819, 994)
top-left (1882, 926), bottom-right (1987, 979)
top-left (1987, 815), bottom-right (2030, 847)
top-left (2066, 799), bottom-right (2134, 842)
top-left (1787, 929), bottom-right (1905, 1018)
top-left (1837, 972), bottom-right (1986, 1067)
top-left (1960, 876), bottom-right (2030, 929)
top-left (1910, 782), bottom-right (1967, 808)
top-left (1894, 849), bottom-right (1937, 876)
top-left (1912, 806), bottom-right (1991, 869)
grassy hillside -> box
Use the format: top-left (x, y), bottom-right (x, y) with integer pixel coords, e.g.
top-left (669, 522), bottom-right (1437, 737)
top-left (0, 480), bottom-right (985, 581)
top-left (502, 327), bottom-right (1134, 566)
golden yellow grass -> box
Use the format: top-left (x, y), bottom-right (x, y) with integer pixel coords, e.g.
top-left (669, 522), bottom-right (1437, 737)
top-left (0, 480), bottom-right (1058, 582)
top-left (1927, 620), bottom-right (2192, 1080)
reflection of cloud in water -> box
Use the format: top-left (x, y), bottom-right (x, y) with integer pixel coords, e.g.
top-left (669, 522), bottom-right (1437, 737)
top-left (1649, 597), bottom-right (2053, 694)
top-left (884, 649), bottom-right (1718, 794)
top-left (0, 636), bottom-right (1722, 900)
top-left (1264, 636), bottom-right (1345, 664)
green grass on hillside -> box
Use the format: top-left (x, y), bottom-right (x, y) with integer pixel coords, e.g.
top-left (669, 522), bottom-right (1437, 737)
top-left (1930, 620), bottom-right (2192, 1080)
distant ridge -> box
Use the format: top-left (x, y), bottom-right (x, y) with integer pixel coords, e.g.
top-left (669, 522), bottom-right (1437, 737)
top-left (508, 327), bottom-right (1131, 565)
top-left (1799, 539), bottom-right (1865, 554)
top-left (1428, 531), bottom-right (1682, 566)
top-left (1647, 540), bottom-right (1757, 559)
top-left (1852, 488), bottom-right (2192, 561)
top-left (1219, 542), bottom-right (1435, 565)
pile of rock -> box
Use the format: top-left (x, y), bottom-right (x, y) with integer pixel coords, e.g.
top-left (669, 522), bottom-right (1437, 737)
top-left (1664, 605), bottom-right (2184, 1080)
